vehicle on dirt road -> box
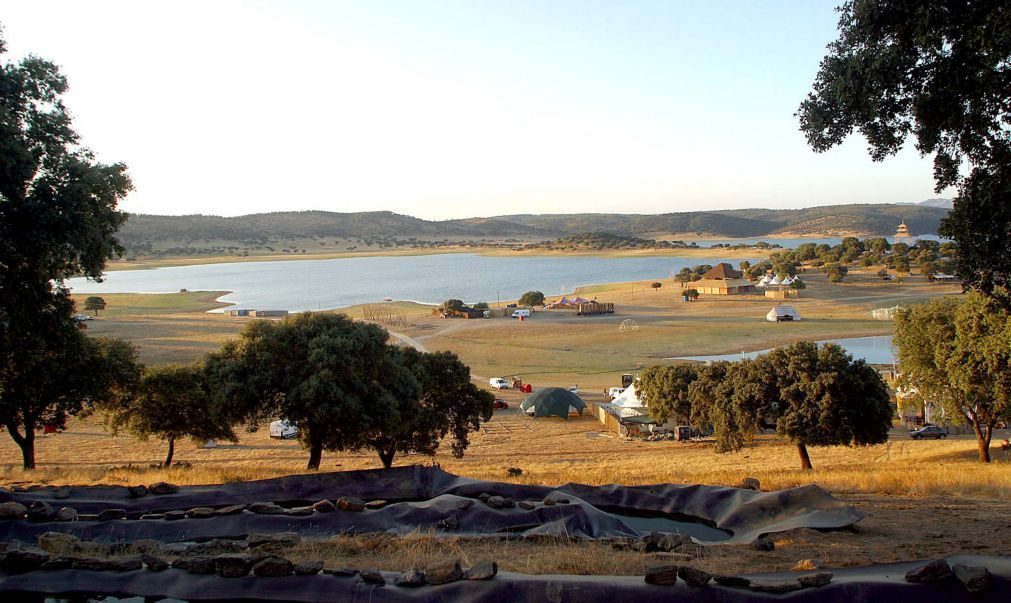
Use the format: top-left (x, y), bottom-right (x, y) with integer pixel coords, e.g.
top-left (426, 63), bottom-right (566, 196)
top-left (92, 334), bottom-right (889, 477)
top-left (910, 425), bottom-right (948, 440)
top-left (489, 378), bottom-right (509, 389)
top-left (493, 399), bottom-right (509, 409)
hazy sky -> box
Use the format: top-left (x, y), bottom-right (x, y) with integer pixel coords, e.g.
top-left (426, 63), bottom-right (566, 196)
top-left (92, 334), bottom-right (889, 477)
top-left (3, 1), bottom-right (948, 220)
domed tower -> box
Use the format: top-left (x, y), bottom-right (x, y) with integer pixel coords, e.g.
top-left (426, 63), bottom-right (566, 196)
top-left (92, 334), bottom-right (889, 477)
top-left (894, 219), bottom-right (911, 240)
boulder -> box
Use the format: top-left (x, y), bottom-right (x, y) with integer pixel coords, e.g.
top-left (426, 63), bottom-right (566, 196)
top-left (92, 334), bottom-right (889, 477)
top-left (792, 559), bottom-right (823, 571)
top-left (360, 569), bottom-right (386, 585)
top-left (436, 515), bottom-right (458, 531)
top-left (97, 509), bottom-right (127, 521)
top-left (477, 493), bottom-right (491, 503)
top-left (677, 565), bottom-right (712, 587)
top-left (749, 579), bottom-right (803, 594)
top-left (425, 559), bottom-right (464, 585)
top-left (295, 560), bottom-right (324, 576)
top-left (0, 547), bottom-right (51, 571)
top-left (644, 565), bottom-right (678, 586)
top-left (336, 496), bottom-right (365, 512)
top-left (213, 505), bottom-right (247, 516)
top-left (518, 501), bottom-right (535, 511)
top-left (164, 510), bottom-right (187, 521)
top-left (54, 486), bottom-right (72, 499)
top-left (286, 506), bottom-right (314, 516)
top-left (465, 560), bottom-right (498, 580)
top-left (253, 556), bottom-right (294, 577)
top-left (173, 556), bottom-right (216, 575)
top-left (751, 537), bottom-right (775, 552)
top-left (142, 553), bottom-right (170, 572)
top-left (55, 507), bottom-right (78, 522)
top-left (395, 568), bottom-right (426, 587)
top-left (713, 574), bottom-right (751, 588)
top-left (455, 499), bottom-right (474, 511)
top-left (127, 485), bottom-right (149, 498)
top-left (186, 507), bottom-right (215, 519)
top-left (365, 500), bottom-right (387, 510)
top-left (952, 563), bottom-right (991, 593)
top-left (27, 501), bottom-right (57, 522)
top-left (740, 477), bottom-right (761, 491)
top-left (37, 532), bottom-right (81, 554)
top-left (542, 497), bottom-right (556, 506)
top-left (148, 482), bottom-right (179, 495)
top-left (248, 501), bottom-right (286, 515)
top-left (312, 499), bottom-right (335, 513)
top-left (798, 572), bottom-right (833, 588)
top-left (214, 553), bottom-right (256, 578)
top-left (905, 558), bottom-right (953, 583)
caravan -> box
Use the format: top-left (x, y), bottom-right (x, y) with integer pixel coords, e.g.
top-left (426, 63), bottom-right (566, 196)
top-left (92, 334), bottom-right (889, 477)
top-left (269, 420), bottom-right (298, 439)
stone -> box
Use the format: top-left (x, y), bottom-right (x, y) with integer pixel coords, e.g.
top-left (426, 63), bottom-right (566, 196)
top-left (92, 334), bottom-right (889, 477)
top-left (644, 565), bottom-right (678, 586)
top-left (27, 501), bottom-right (57, 522)
top-left (714, 574), bottom-right (751, 588)
top-left (792, 559), bottom-right (823, 571)
top-left (312, 499), bottom-right (335, 513)
top-left (253, 556), bottom-right (294, 577)
top-left (324, 567), bottom-right (358, 577)
top-left (73, 555), bottom-right (143, 571)
top-left (55, 507), bottom-right (77, 522)
top-left (425, 559), bottom-right (464, 585)
top-left (542, 497), bottom-right (556, 506)
top-left (436, 515), bottom-right (458, 531)
top-left (905, 558), bottom-right (953, 583)
top-left (97, 508), bottom-right (127, 521)
top-left (186, 539), bottom-right (247, 556)
top-left (477, 493), bottom-right (492, 503)
top-left (142, 554), bottom-right (170, 572)
top-left (164, 510), bottom-right (187, 521)
top-left (173, 556), bottom-right (216, 575)
top-left (0, 502), bottom-right (28, 520)
top-left (517, 501), bottom-right (535, 510)
top-left (286, 506), bottom-right (314, 516)
top-left (53, 486), bottom-right (72, 499)
top-left (455, 499), bottom-right (474, 510)
top-left (364, 500), bottom-right (387, 510)
top-left (677, 565), bottom-right (712, 587)
top-left (749, 579), bottom-right (803, 594)
top-left (751, 537), bottom-right (775, 552)
top-left (295, 560), bottom-right (324, 576)
top-left (740, 477), bottom-right (761, 491)
top-left (41, 556), bottom-right (74, 570)
top-left (148, 482), bottom-right (179, 495)
top-left (395, 568), bottom-right (426, 587)
top-left (952, 564), bottom-right (991, 593)
top-left (360, 569), bottom-right (386, 585)
top-left (506, 467), bottom-right (523, 476)
top-left (186, 507), bottom-right (215, 519)
top-left (0, 547), bottom-right (50, 571)
top-left (128, 485), bottom-right (149, 498)
top-left (37, 532), bottom-right (81, 553)
top-left (215, 553), bottom-right (256, 578)
top-left (798, 572), bottom-right (833, 588)
top-left (248, 501), bottom-right (286, 515)
top-left (160, 543), bottom-right (191, 555)
top-left (336, 496), bottom-right (365, 512)
top-left (465, 560), bottom-right (498, 580)
top-left (248, 532), bottom-right (301, 548)
top-left (213, 504), bottom-right (247, 516)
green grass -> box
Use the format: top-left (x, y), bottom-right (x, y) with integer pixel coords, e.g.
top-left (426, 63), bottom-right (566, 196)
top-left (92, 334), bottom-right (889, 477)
top-left (74, 291), bottom-right (231, 317)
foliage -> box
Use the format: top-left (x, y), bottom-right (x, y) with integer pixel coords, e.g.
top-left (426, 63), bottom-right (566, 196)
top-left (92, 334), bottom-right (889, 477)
top-left (518, 291), bottom-right (545, 307)
top-left (441, 299), bottom-right (465, 312)
top-left (798, 0), bottom-right (1011, 296)
top-left (789, 278), bottom-right (806, 290)
top-left (83, 296), bottom-right (107, 315)
top-left (684, 289), bottom-right (699, 300)
top-left (106, 364), bottom-right (237, 466)
top-left (637, 365), bottom-right (698, 423)
top-left (650, 281), bottom-right (662, 291)
top-left (675, 268), bottom-right (693, 287)
top-left (473, 302), bottom-right (489, 311)
top-left (895, 294), bottom-right (1011, 462)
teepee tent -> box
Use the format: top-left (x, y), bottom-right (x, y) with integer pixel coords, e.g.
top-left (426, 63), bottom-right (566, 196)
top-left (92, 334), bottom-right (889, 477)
top-left (611, 381), bottom-right (645, 409)
top-left (520, 388), bottom-right (586, 419)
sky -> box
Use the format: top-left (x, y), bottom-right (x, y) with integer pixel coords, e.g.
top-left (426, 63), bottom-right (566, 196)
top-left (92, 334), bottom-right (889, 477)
top-left (2, 1), bottom-right (949, 220)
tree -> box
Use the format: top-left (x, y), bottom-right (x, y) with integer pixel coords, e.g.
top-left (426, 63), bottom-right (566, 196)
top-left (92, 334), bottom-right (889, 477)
top-left (205, 313), bottom-right (411, 470)
top-left (684, 288), bottom-right (699, 301)
top-left (789, 278), bottom-right (806, 290)
top-left (441, 299), bottom-right (465, 313)
top-left (518, 291), bottom-right (545, 307)
top-left (895, 294), bottom-right (1011, 463)
top-left (0, 29), bottom-right (133, 469)
top-left (107, 364), bottom-right (237, 467)
top-left (367, 349), bottom-right (494, 468)
top-left (83, 296), bottom-right (107, 316)
top-left (675, 267), bottom-right (693, 288)
top-left (687, 361), bottom-right (768, 454)
top-left (638, 365), bottom-right (698, 424)
top-left (473, 302), bottom-right (489, 311)
top-left (798, 0), bottom-right (1011, 297)
top-left (650, 281), bottom-right (662, 292)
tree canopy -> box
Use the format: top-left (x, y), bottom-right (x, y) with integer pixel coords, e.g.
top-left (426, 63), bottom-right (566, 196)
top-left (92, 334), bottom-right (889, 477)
top-left (83, 296), bottom-right (107, 315)
top-left (638, 365), bottom-right (698, 424)
top-left (518, 291), bottom-right (545, 306)
top-left (798, 0), bottom-right (1011, 296)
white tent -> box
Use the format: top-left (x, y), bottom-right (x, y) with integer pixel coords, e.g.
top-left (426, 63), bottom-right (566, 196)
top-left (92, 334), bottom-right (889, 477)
top-left (781, 275), bottom-right (796, 285)
top-left (766, 305), bottom-right (800, 322)
top-left (768, 275), bottom-right (783, 286)
top-left (611, 381), bottom-right (646, 409)
top-left (757, 275), bottom-right (772, 287)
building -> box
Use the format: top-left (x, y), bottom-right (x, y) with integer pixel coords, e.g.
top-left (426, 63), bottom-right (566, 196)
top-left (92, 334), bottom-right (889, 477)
top-left (894, 220), bottom-right (911, 240)
top-left (693, 263), bottom-right (756, 295)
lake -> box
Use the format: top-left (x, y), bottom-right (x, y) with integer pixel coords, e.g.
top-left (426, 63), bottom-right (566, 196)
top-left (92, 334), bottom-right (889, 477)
top-left (669, 335), bottom-right (896, 365)
top-left (66, 254), bottom-right (750, 312)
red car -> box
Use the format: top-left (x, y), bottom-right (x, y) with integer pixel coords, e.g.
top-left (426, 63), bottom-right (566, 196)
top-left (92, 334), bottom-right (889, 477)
top-left (493, 399), bottom-right (509, 409)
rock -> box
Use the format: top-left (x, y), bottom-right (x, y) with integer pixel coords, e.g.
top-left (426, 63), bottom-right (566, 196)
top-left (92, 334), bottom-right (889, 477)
top-left (37, 532), bottom-right (81, 553)
top-left (73, 555), bottom-right (143, 571)
top-left (360, 569), bottom-right (386, 585)
top-left (215, 553), bottom-right (256, 578)
top-left (677, 565), bottom-right (712, 587)
top-left (142, 554), bottom-right (170, 572)
top-left (97, 509), bottom-right (127, 521)
top-left (425, 559), bottom-right (464, 585)
top-left (336, 496), bottom-right (365, 512)
top-left (365, 500), bottom-right (387, 510)
top-left (905, 558), bottom-right (953, 583)
top-left (466, 560), bottom-right (498, 580)
top-left (27, 501), bottom-right (57, 522)
top-left (0, 547), bottom-right (51, 571)
top-left (148, 482), bottom-right (179, 495)
top-left (186, 539), bottom-right (247, 556)
top-left (55, 507), bottom-right (77, 522)
top-left (41, 556), bottom-right (74, 570)
top-left (436, 515), bottom-right (459, 531)
top-left (128, 485), bottom-right (149, 498)
top-left (792, 559), bottom-right (822, 571)
top-left (186, 507), bottom-right (215, 519)
top-left (164, 510), bottom-right (187, 521)
top-left (395, 568), bottom-right (426, 587)
top-left (253, 556), bottom-right (294, 577)
top-left (486, 496), bottom-right (507, 509)
top-left (295, 560), bottom-right (324, 576)
top-left (713, 574), bottom-right (751, 588)
top-left (517, 501), bottom-right (535, 511)
top-left (159, 543), bottom-right (191, 555)
top-left (324, 567), bottom-right (358, 577)
top-left (173, 556), bottom-right (216, 575)
top-left (542, 497), bottom-right (556, 506)
top-left (286, 506), bottom-right (314, 516)
top-left (53, 486), bottom-right (72, 499)
top-left (312, 499), bottom-right (335, 513)
top-left (506, 467), bottom-right (523, 476)
top-left (952, 564), bottom-right (991, 593)
top-left (248, 532), bottom-right (301, 548)
top-left (751, 537), bottom-right (775, 552)
top-left (644, 565), bottom-right (678, 586)
top-left (455, 499), bottom-right (474, 511)
top-left (0, 502), bottom-right (28, 520)
top-left (477, 493), bottom-right (492, 503)
top-left (740, 477), bottom-right (761, 491)
top-left (749, 579), bottom-right (803, 594)
top-left (213, 504), bottom-right (246, 516)
top-left (798, 572), bottom-right (833, 588)
top-left (248, 501), bottom-right (286, 515)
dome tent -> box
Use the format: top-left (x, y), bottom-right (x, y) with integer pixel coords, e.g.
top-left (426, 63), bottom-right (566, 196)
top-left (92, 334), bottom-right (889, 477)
top-left (520, 387), bottom-right (586, 419)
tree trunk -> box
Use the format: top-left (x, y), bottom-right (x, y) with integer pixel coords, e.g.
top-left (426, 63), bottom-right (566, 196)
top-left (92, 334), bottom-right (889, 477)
top-left (797, 443), bottom-right (813, 470)
top-left (969, 418), bottom-right (992, 464)
top-left (307, 441), bottom-right (323, 470)
top-left (378, 447), bottom-right (396, 469)
top-left (164, 437), bottom-right (175, 467)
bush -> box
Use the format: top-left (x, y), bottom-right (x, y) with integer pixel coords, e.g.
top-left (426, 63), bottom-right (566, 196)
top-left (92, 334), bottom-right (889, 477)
top-left (518, 291), bottom-right (545, 306)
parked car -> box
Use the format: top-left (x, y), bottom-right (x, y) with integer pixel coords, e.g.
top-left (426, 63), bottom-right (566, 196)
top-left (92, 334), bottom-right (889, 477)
top-left (910, 425), bottom-right (948, 440)
top-left (493, 399), bottom-right (509, 409)
top-left (73, 314), bottom-right (94, 321)
top-left (489, 377), bottom-right (509, 389)
top-left (511, 309), bottom-right (531, 318)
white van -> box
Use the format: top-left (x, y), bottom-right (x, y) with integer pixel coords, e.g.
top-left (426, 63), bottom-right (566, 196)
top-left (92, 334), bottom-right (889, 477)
top-left (489, 377), bottom-right (510, 389)
top-left (607, 387), bottom-right (624, 399)
top-left (269, 420), bottom-right (298, 439)
top-left (511, 309), bottom-right (531, 318)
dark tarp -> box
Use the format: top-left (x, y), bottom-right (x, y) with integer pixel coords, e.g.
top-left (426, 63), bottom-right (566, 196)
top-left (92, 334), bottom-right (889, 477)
top-left (520, 388), bottom-right (586, 419)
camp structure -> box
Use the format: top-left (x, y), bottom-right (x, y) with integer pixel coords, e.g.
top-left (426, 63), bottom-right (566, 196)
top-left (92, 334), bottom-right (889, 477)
top-left (766, 305), bottom-right (800, 322)
top-left (693, 263), bottom-right (756, 295)
top-left (545, 296), bottom-right (591, 309)
top-left (594, 381), bottom-right (681, 437)
top-left (520, 387), bottom-right (586, 419)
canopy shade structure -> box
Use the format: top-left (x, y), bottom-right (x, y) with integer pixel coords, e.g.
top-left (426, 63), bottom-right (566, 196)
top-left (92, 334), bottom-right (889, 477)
top-left (520, 387), bottom-right (586, 419)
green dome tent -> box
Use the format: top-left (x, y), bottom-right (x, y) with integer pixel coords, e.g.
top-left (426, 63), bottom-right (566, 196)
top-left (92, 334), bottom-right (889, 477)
top-left (520, 387), bottom-right (586, 419)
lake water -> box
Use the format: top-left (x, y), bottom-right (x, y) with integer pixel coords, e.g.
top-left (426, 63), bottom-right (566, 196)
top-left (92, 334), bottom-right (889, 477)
top-left (669, 335), bottom-right (896, 365)
top-left (66, 254), bottom-right (750, 312)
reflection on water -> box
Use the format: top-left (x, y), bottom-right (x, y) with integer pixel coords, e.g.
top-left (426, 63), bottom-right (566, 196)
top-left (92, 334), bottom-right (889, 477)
top-left (670, 335), bottom-right (896, 365)
top-left (609, 513), bottom-right (731, 542)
